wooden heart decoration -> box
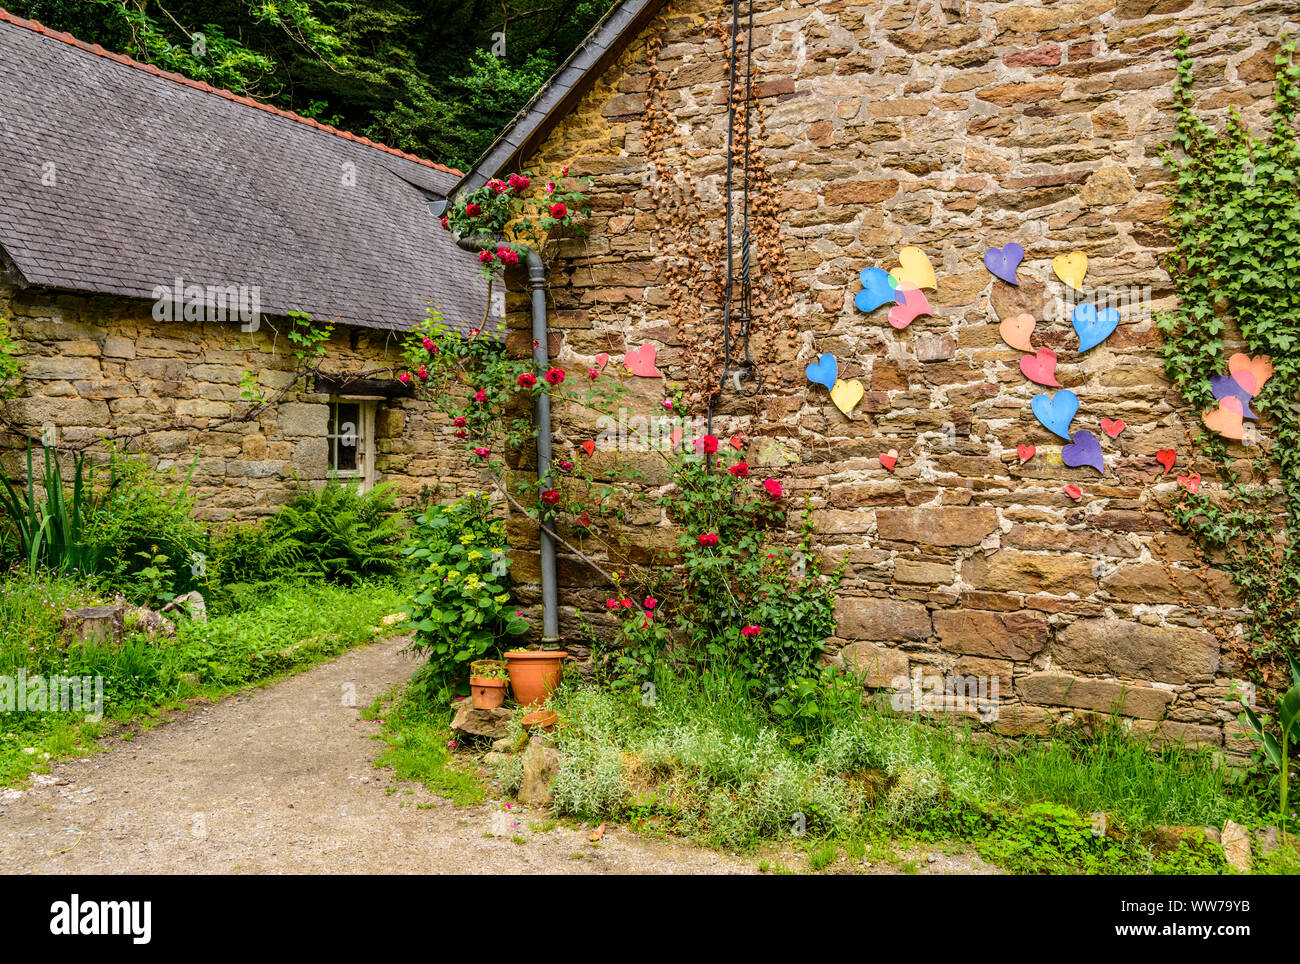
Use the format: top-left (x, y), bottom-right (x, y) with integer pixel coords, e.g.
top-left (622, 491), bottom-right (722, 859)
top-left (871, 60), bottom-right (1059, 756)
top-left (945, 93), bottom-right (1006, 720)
top-left (829, 378), bottom-right (864, 417)
top-left (1052, 251), bottom-right (1088, 291)
top-left (893, 246), bottom-right (936, 291)
top-left (582, 439), bottom-right (595, 456)
top-left (594, 352), bottom-right (610, 371)
top-left (625, 344), bottom-right (662, 377)
top-left (999, 313), bottom-right (1035, 353)
top-left (1016, 443), bottom-right (1035, 463)
top-left (1031, 389), bottom-right (1079, 441)
top-left (880, 449), bottom-right (898, 472)
top-left (1202, 395), bottom-right (1245, 440)
top-left (805, 352), bottom-right (838, 390)
top-left (1063, 484), bottom-right (1083, 501)
top-left (670, 428), bottom-right (683, 450)
top-left (1178, 472), bottom-right (1201, 493)
top-left (1100, 417), bottom-right (1126, 439)
top-left (1155, 449), bottom-right (1176, 474)
top-left (856, 267), bottom-right (899, 313)
top-left (984, 242), bottom-right (1024, 286)
top-left (1228, 353), bottom-right (1273, 395)
top-left (887, 287), bottom-right (931, 329)
top-left (729, 434), bottom-right (745, 450)
top-left (1019, 348), bottom-right (1060, 387)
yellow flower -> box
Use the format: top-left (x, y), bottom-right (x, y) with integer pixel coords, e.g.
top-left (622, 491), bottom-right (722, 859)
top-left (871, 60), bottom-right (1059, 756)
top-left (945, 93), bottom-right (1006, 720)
top-left (467, 550), bottom-right (483, 562)
top-left (494, 593), bottom-right (509, 604)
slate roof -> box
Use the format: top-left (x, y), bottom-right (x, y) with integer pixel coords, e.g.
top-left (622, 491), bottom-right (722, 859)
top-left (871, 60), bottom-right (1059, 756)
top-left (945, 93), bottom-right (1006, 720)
top-left (0, 8), bottom-right (499, 335)
top-left (454, 0), bottom-right (669, 194)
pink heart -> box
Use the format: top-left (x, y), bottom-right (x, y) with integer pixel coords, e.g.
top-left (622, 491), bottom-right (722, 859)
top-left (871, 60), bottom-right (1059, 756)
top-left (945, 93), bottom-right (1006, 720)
top-left (670, 428), bottom-right (683, 450)
top-left (1019, 348), bottom-right (1060, 387)
top-left (594, 352), bottom-right (610, 371)
top-left (887, 288), bottom-right (931, 330)
top-left (625, 344), bottom-right (662, 378)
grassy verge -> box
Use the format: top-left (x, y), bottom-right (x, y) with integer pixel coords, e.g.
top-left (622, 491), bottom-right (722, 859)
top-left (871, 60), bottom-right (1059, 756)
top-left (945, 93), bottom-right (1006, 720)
top-left (471, 666), bottom-right (1294, 875)
top-left (0, 568), bottom-right (410, 786)
top-left (364, 684), bottom-right (485, 806)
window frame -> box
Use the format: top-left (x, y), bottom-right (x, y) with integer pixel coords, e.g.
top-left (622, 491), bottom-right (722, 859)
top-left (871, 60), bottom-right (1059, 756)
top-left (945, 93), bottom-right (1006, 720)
top-left (326, 396), bottom-right (380, 490)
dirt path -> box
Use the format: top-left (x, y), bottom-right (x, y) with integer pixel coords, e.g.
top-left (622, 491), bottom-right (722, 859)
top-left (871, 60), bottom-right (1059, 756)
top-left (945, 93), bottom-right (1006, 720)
top-left (0, 636), bottom-right (997, 875)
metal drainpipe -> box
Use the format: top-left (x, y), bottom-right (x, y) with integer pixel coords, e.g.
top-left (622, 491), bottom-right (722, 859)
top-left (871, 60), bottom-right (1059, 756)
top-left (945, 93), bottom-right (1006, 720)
top-left (455, 234), bottom-right (560, 645)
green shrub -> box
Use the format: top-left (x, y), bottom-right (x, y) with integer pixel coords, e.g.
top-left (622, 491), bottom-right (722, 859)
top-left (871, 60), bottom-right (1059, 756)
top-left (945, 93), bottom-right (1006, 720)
top-left (260, 478), bottom-right (405, 584)
top-left (403, 492), bottom-right (526, 688)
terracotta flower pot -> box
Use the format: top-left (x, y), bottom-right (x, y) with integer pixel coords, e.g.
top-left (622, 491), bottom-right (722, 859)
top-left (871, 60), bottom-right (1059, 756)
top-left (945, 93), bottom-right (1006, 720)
top-left (504, 650), bottom-right (567, 708)
top-left (469, 676), bottom-right (509, 709)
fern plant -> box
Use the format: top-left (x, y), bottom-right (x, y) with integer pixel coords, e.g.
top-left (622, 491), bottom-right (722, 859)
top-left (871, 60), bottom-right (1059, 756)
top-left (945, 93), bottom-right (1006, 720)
top-left (262, 478), bottom-right (406, 584)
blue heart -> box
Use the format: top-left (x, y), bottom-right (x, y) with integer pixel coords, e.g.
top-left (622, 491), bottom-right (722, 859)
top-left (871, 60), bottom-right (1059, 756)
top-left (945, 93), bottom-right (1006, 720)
top-left (855, 267), bottom-right (899, 313)
top-left (805, 353), bottom-right (838, 390)
top-left (1072, 302), bottom-right (1119, 352)
top-left (1032, 389), bottom-right (1079, 441)
top-left (1210, 373), bottom-right (1258, 419)
top-left (984, 242), bottom-right (1024, 286)
top-left (1061, 430), bottom-right (1104, 473)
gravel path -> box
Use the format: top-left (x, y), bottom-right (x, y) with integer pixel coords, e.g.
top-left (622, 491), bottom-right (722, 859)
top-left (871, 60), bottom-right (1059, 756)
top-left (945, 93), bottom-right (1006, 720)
top-left (0, 635), bottom-right (998, 875)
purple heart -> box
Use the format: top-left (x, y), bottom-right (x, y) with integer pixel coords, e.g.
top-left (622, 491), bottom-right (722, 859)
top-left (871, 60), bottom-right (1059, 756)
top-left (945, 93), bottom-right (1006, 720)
top-left (1061, 430), bottom-right (1104, 474)
top-left (984, 242), bottom-right (1024, 286)
top-left (1210, 373), bottom-right (1258, 419)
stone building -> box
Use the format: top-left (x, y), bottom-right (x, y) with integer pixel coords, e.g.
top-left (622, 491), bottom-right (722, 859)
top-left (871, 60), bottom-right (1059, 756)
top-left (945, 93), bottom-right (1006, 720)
top-left (446, 0), bottom-right (1298, 748)
top-left (0, 8), bottom-right (497, 519)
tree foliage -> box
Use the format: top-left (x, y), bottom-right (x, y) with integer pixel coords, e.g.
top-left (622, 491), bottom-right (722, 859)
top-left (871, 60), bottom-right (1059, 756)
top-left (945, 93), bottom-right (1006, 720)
top-left (8, 0), bottom-right (615, 170)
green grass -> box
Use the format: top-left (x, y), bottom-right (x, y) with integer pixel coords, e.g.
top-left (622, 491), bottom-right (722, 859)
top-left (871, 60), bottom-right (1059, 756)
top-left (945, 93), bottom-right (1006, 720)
top-left (368, 685), bottom-right (486, 805)
top-left (504, 663), bottom-right (1283, 874)
top-left (1, 567), bottom-right (410, 786)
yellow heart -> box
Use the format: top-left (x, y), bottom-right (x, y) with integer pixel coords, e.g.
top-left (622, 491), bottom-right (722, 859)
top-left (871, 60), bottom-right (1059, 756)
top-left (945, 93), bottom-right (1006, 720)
top-left (1052, 251), bottom-right (1088, 291)
top-left (829, 378), bottom-right (864, 417)
top-left (893, 246), bottom-right (936, 291)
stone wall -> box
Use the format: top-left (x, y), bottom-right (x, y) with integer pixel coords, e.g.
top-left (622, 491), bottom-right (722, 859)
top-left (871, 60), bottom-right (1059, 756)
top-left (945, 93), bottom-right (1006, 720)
top-left (499, 0), bottom-right (1298, 751)
top-left (0, 280), bottom-right (485, 520)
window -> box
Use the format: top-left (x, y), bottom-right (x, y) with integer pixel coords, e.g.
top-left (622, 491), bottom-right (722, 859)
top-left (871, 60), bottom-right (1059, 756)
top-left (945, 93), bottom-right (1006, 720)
top-left (327, 397), bottom-right (378, 489)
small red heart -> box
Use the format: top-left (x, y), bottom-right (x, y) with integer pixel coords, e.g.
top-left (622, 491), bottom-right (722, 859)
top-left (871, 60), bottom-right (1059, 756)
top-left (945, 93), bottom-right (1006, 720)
top-left (582, 439), bottom-right (595, 457)
top-left (1177, 472), bottom-right (1201, 494)
top-left (880, 449), bottom-right (898, 472)
top-left (1155, 449), bottom-right (1176, 474)
top-left (1063, 484), bottom-right (1083, 501)
top-left (730, 434), bottom-right (745, 450)
top-left (1100, 417), bottom-right (1126, 439)
top-left (1016, 443), bottom-right (1035, 463)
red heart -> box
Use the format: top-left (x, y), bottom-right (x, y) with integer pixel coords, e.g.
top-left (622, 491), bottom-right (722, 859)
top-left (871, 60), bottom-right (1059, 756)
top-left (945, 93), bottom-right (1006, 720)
top-left (1155, 449), bottom-right (1176, 474)
top-left (880, 449), bottom-right (898, 472)
top-left (1177, 472), bottom-right (1201, 494)
top-left (730, 434), bottom-right (745, 450)
top-left (1016, 444), bottom-right (1035, 463)
top-left (1019, 348), bottom-right (1060, 387)
top-left (594, 352), bottom-right (610, 371)
top-left (625, 344), bottom-right (662, 378)
top-left (1063, 484), bottom-right (1083, 501)
top-left (1100, 417), bottom-right (1125, 439)
top-left (582, 439), bottom-right (595, 456)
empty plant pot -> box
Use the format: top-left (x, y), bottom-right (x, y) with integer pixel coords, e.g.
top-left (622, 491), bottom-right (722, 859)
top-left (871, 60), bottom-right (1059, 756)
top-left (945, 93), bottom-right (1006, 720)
top-left (504, 650), bottom-right (567, 707)
top-left (469, 676), bottom-right (509, 709)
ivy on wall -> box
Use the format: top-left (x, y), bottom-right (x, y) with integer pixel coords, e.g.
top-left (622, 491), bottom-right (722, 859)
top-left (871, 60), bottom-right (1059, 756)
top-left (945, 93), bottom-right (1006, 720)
top-left (1158, 33), bottom-right (1300, 680)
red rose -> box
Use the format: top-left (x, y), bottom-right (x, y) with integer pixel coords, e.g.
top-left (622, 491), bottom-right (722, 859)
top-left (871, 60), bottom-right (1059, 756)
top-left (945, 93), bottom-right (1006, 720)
top-left (398, 372), bottom-right (411, 384)
top-left (762, 478), bottom-right (783, 499)
top-left (439, 215), bottom-right (449, 230)
top-left (487, 179), bottom-right (507, 192)
top-left (698, 532), bottom-right (719, 547)
top-left (517, 372), bottom-right (537, 388)
top-left (454, 430), bottom-right (467, 439)
top-left (549, 202), bottom-right (567, 219)
top-left (466, 202), bottom-right (482, 217)
top-left (474, 389), bottom-right (487, 402)
top-left (478, 250), bottom-right (495, 264)
top-left (606, 598), bottom-right (619, 609)
top-left (507, 173), bottom-right (530, 191)
top-left (422, 337), bottom-right (436, 352)
top-left (545, 367), bottom-right (565, 385)
top-left (541, 489), bottom-right (560, 506)
top-left (695, 435), bottom-right (719, 455)
top-left (453, 416), bottom-right (466, 427)
top-left (644, 597), bottom-right (657, 610)
top-left (474, 447), bottom-right (490, 458)
top-left (620, 598), bottom-right (632, 609)
top-left (416, 366), bottom-right (429, 381)
top-left (741, 625), bottom-right (761, 638)
top-left (729, 462), bottom-right (749, 477)
top-left (589, 368), bottom-right (600, 379)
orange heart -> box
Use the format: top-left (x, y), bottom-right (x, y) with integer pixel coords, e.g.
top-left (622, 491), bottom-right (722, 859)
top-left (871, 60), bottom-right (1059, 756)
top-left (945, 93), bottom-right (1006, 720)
top-left (1202, 396), bottom-right (1244, 440)
top-left (879, 448), bottom-right (898, 472)
top-left (1227, 353), bottom-right (1273, 395)
top-left (582, 439), bottom-right (595, 456)
top-left (999, 314), bottom-right (1035, 353)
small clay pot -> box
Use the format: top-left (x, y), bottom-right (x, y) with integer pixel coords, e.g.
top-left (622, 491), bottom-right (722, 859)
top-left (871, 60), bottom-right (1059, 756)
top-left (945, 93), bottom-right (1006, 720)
top-left (503, 650), bottom-right (567, 707)
top-left (469, 676), bottom-right (509, 709)
top-left (522, 708), bottom-right (558, 731)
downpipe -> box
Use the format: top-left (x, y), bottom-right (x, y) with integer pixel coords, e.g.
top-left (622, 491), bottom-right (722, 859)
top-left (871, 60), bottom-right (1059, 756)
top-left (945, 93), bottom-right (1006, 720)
top-left (455, 234), bottom-right (560, 644)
